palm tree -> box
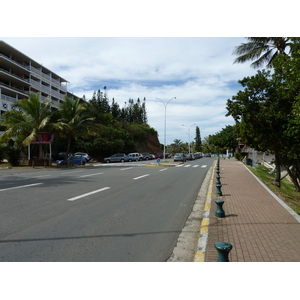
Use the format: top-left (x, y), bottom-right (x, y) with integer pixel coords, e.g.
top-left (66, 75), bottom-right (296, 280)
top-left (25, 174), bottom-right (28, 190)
top-left (53, 96), bottom-right (97, 155)
top-left (171, 139), bottom-right (184, 153)
top-left (0, 92), bottom-right (53, 159)
top-left (233, 37), bottom-right (294, 68)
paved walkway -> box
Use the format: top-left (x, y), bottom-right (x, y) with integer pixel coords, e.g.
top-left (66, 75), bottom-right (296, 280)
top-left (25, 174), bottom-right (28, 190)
top-left (195, 158), bottom-right (300, 262)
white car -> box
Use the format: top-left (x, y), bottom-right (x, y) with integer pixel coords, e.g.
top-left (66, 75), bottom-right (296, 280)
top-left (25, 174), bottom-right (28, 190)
top-left (74, 152), bottom-right (91, 161)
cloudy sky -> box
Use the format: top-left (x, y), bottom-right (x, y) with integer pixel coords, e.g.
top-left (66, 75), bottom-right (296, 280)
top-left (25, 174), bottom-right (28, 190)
top-left (1, 36), bottom-right (259, 145)
top-left (2, 1), bottom-right (290, 147)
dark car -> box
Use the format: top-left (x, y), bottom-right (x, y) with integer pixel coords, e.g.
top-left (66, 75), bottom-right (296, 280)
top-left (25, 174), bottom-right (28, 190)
top-left (186, 153), bottom-right (195, 160)
top-left (52, 152), bottom-right (69, 161)
top-left (104, 153), bottom-right (131, 163)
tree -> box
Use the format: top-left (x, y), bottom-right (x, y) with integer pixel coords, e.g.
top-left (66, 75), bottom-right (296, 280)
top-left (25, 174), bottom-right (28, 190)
top-left (226, 67), bottom-right (300, 189)
top-left (194, 126), bottom-right (202, 152)
top-left (0, 92), bottom-right (53, 159)
top-left (170, 139), bottom-right (184, 153)
top-left (233, 37), bottom-right (294, 69)
top-left (209, 125), bottom-right (238, 154)
top-left (53, 96), bottom-right (97, 155)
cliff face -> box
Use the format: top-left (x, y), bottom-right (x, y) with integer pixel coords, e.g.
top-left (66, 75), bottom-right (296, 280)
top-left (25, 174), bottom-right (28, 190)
top-left (136, 133), bottom-right (161, 154)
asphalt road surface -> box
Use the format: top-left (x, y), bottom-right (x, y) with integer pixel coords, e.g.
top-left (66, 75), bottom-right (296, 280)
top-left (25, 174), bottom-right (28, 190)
top-left (0, 157), bottom-right (214, 261)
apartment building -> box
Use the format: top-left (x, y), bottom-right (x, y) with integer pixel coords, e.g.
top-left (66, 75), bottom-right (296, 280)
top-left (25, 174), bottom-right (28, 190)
top-left (0, 40), bottom-right (77, 116)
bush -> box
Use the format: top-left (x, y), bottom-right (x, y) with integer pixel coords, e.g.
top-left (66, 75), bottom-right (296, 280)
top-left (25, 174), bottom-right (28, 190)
top-left (234, 152), bottom-right (242, 161)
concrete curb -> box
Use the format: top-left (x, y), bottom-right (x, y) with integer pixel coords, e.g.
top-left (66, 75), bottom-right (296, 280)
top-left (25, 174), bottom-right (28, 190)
top-left (167, 161), bottom-right (214, 262)
top-left (194, 160), bottom-right (216, 262)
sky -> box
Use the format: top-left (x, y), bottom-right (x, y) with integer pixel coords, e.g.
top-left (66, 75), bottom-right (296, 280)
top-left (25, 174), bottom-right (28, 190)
top-left (1, 1), bottom-right (295, 148)
top-left (1, 36), bottom-right (259, 145)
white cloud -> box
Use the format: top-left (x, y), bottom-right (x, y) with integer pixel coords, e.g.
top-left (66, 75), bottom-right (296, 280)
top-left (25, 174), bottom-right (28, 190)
top-left (1, 36), bottom-right (258, 144)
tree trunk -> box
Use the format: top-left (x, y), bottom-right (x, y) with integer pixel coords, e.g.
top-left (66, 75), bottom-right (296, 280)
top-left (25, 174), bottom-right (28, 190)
top-left (274, 152), bottom-right (281, 187)
top-left (285, 165), bottom-right (300, 192)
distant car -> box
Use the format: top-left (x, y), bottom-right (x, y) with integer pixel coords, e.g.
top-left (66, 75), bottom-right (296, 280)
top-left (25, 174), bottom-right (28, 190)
top-left (74, 152), bottom-right (91, 161)
top-left (128, 153), bottom-right (143, 161)
top-left (104, 153), bottom-right (131, 163)
top-left (174, 153), bottom-right (186, 162)
top-left (186, 153), bottom-right (195, 160)
top-left (57, 155), bottom-right (87, 165)
top-left (141, 153), bottom-right (153, 160)
top-left (52, 152), bottom-right (69, 161)
top-left (155, 153), bottom-right (163, 159)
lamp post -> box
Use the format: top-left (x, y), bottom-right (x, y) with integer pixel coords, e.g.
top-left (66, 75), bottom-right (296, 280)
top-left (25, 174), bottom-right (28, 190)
top-left (156, 97), bottom-right (176, 161)
top-left (182, 123), bottom-right (196, 153)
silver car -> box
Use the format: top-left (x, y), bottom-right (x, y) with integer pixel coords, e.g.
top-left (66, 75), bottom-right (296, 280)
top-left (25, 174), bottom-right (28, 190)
top-left (104, 153), bottom-right (131, 163)
top-left (174, 153), bottom-right (186, 162)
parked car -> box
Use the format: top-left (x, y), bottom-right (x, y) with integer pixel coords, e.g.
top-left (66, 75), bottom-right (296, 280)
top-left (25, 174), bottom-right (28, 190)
top-left (128, 153), bottom-right (144, 161)
top-left (104, 153), bottom-right (131, 163)
top-left (174, 153), bottom-right (186, 162)
top-left (141, 153), bottom-right (153, 160)
top-left (57, 155), bottom-right (87, 165)
top-left (74, 152), bottom-right (91, 161)
top-left (52, 152), bottom-right (69, 161)
top-left (186, 153), bottom-right (195, 160)
top-left (155, 153), bottom-right (163, 159)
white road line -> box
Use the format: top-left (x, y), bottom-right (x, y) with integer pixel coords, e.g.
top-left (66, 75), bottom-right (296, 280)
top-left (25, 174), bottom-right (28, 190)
top-left (61, 170), bottom-right (84, 175)
top-left (159, 168), bottom-right (168, 172)
top-left (184, 165), bottom-right (191, 167)
top-left (133, 174), bottom-right (149, 180)
top-left (80, 172), bottom-right (103, 178)
top-left (0, 183), bottom-right (43, 192)
top-left (33, 175), bottom-right (52, 178)
top-left (67, 187), bottom-right (111, 201)
top-left (120, 167), bottom-right (133, 170)
top-left (201, 165), bottom-right (207, 168)
top-left (193, 165), bottom-right (199, 168)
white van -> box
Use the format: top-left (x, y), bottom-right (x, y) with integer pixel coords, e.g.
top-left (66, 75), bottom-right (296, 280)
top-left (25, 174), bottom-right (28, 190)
top-left (128, 153), bottom-right (143, 161)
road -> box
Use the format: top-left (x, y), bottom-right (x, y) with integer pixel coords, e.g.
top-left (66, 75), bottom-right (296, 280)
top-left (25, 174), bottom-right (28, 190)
top-left (0, 157), bottom-right (214, 261)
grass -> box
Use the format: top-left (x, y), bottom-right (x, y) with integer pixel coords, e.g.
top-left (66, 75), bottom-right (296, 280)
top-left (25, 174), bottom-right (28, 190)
top-left (247, 163), bottom-right (300, 215)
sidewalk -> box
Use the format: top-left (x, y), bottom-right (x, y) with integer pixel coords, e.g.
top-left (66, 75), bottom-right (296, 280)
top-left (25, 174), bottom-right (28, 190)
top-left (196, 158), bottom-right (300, 262)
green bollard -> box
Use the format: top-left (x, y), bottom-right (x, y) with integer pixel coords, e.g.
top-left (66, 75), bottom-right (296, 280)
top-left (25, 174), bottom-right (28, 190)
top-left (215, 200), bottom-right (225, 218)
top-left (216, 173), bottom-right (221, 184)
top-left (216, 182), bottom-right (222, 196)
top-left (214, 241), bottom-right (233, 262)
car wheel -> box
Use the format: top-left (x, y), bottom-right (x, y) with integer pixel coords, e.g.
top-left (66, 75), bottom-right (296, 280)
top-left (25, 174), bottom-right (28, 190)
top-left (106, 160), bottom-right (110, 163)
top-left (121, 159), bottom-right (125, 162)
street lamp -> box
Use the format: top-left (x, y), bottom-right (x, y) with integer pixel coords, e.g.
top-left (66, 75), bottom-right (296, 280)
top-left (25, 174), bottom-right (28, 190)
top-left (156, 97), bottom-right (176, 161)
top-left (182, 123), bottom-right (196, 154)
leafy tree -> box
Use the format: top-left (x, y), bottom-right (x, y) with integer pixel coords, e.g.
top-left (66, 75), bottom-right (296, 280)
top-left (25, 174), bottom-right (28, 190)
top-left (53, 96), bottom-right (97, 155)
top-left (226, 66), bottom-right (300, 189)
top-left (0, 92), bottom-right (53, 159)
top-left (209, 125), bottom-right (238, 154)
top-left (233, 37), bottom-right (294, 69)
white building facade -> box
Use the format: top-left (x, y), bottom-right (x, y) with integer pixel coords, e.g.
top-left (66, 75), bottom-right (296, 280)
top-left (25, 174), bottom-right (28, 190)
top-left (0, 40), bottom-right (76, 116)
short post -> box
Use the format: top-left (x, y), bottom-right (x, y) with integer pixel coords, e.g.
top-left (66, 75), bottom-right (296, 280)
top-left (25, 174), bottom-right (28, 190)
top-left (215, 200), bottom-right (225, 218)
top-left (214, 241), bottom-right (233, 262)
top-left (216, 173), bottom-right (221, 185)
top-left (216, 182), bottom-right (222, 196)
